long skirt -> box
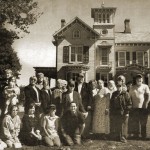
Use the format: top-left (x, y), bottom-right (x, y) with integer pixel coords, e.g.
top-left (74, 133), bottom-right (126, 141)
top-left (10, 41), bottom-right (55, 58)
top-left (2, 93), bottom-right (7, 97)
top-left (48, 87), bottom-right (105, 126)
top-left (92, 95), bottom-right (110, 134)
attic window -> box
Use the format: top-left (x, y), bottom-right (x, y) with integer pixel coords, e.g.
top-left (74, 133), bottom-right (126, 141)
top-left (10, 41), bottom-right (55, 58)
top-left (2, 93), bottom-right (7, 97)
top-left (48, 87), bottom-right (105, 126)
top-left (73, 30), bottom-right (80, 39)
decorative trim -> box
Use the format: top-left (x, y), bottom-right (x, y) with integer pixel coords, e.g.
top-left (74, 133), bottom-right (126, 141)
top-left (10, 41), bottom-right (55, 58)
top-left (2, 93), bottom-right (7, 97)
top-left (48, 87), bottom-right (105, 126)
top-left (115, 43), bottom-right (150, 46)
top-left (63, 64), bottom-right (90, 71)
top-left (116, 64), bottom-right (150, 73)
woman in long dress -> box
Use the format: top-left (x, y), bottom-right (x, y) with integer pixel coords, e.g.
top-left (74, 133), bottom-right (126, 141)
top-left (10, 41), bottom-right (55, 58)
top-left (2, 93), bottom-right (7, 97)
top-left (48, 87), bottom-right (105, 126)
top-left (92, 80), bottom-right (110, 134)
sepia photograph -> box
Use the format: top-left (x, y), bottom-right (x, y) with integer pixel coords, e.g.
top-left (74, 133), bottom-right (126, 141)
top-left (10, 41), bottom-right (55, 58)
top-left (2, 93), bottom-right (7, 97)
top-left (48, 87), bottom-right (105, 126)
top-left (1, 0), bottom-right (150, 149)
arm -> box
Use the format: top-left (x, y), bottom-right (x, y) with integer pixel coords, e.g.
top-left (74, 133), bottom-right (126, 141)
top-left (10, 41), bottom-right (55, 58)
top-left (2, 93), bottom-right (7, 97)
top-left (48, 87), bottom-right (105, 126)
top-left (2, 116), bottom-right (13, 140)
top-left (77, 93), bottom-right (86, 113)
top-left (143, 85), bottom-right (150, 109)
top-left (41, 117), bottom-right (50, 137)
top-left (125, 92), bottom-right (132, 114)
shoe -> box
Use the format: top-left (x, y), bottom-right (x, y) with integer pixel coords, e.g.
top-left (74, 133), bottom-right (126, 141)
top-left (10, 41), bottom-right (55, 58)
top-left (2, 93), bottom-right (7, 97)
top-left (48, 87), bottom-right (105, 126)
top-left (120, 137), bottom-right (127, 143)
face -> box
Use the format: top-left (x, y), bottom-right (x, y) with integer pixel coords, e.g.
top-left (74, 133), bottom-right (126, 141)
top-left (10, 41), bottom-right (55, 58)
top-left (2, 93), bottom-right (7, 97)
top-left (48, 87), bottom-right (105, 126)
top-left (108, 82), bottom-right (113, 89)
top-left (11, 77), bottom-right (16, 83)
top-left (70, 103), bottom-right (77, 113)
top-left (30, 78), bottom-right (37, 85)
top-left (78, 76), bottom-right (84, 83)
top-left (91, 82), bottom-right (96, 90)
top-left (6, 72), bottom-right (12, 79)
top-left (28, 106), bottom-right (35, 115)
top-left (37, 76), bottom-right (44, 83)
top-left (68, 85), bottom-right (75, 92)
top-left (98, 81), bottom-right (104, 89)
top-left (117, 86), bottom-right (122, 92)
top-left (9, 81), bottom-right (15, 88)
top-left (136, 78), bottom-right (143, 86)
top-left (117, 80), bottom-right (123, 86)
top-left (49, 109), bottom-right (56, 116)
top-left (11, 106), bottom-right (18, 117)
top-left (57, 81), bottom-right (62, 89)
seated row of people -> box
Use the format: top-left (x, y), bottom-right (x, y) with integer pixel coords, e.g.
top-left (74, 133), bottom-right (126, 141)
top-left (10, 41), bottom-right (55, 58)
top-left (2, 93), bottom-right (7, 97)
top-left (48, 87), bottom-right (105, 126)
top-left (0, 102), bottom-right (85, 148)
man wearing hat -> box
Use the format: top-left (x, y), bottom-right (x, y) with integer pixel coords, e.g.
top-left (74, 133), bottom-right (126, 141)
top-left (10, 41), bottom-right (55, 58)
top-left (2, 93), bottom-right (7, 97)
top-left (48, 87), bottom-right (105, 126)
top-left (110, 84), bottom-right (132, 143)
top-left (129, 74), bottom-right (150, 139)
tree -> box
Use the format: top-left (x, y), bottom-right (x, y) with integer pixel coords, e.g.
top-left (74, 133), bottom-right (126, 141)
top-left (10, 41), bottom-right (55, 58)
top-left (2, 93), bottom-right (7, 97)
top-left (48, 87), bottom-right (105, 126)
top-left (0, 0), bottom-right (42, 77)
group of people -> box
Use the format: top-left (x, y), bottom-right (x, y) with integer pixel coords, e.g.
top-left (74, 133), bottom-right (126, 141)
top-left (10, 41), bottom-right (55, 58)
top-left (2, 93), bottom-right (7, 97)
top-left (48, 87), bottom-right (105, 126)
top-left (0, 69), bottom-right (150, 149)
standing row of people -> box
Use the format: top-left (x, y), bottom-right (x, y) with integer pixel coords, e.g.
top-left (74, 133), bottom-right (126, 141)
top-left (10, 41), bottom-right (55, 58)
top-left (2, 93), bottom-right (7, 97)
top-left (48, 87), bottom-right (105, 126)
top-left (0, 69), bottom-right (150, 148)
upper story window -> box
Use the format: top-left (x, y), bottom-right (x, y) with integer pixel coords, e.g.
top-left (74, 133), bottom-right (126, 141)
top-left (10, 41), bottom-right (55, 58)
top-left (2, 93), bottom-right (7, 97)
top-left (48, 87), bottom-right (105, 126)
top-left (63, 46), bottom-right (89, 64)
top-left (73, 30), bottom-right (80, 39)
top-left (101, 48), bottom-right (109, 65)
top-left (71, 46), bottom-right (83, 62)
top-left (116, 51), bottom-right (148, 67)
top-left (97, 13), bottom-right (110, 23)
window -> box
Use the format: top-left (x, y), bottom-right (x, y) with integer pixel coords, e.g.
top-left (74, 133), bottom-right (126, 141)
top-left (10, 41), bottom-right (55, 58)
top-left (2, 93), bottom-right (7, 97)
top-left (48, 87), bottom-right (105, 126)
top-left (98, 13), bottom-right (102, 23)
top-left (106, 14), bottom-right (110, 23)
top-left (118, 52), bottom-right (126, 66)
top-left (73, 30), bottom-right (80, 38)
top-left (137, 52), bottom-right (144, 66)
top-left (144, 52), bottom-right (148, 67)
top-left (101, 48), bottom-right (109, 65)
top-left (97, 13), bottom-right (110, 23)
top-left (70, 46), bottom-right (83, 62)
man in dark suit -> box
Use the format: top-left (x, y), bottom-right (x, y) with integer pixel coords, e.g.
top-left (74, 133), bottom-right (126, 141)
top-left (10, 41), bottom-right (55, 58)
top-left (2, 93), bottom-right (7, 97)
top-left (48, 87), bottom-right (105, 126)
top-left (74, 73), bottom-right (91, 111)
top-left (41, 79), bottom-right (52, 113)
top-left (24, 76), bottom-right (41, 115)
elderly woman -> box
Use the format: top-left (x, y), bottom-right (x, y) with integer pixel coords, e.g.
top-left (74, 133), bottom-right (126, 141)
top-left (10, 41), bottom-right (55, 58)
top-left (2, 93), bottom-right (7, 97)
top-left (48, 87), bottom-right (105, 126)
top-left (2, 105), bottom-right (22, 148)
top-left (108, 80), bottom-right (117, 98)
top-left (20, 103), bottom-right (42, 146)
top-left (92, 80), bottom-right (110, 135)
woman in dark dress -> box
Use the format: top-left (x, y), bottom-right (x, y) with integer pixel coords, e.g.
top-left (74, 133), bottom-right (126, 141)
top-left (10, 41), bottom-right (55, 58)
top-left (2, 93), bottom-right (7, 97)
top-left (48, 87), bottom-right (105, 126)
top-left (20, 103), bottom-right (42, 146)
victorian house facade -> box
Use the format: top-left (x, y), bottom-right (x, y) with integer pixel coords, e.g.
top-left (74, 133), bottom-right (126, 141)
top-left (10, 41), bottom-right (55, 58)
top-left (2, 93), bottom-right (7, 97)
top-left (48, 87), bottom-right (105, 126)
top-left (35, 4), bottom-right (150, 86)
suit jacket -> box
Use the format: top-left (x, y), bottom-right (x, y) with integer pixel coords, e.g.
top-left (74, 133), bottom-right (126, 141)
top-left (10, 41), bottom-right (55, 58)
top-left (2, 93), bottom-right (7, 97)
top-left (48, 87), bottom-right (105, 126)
top-left (74, 82), bottom-right (90, 110)
top-left (24, 85), bottom-right (41, 113)
top-left (41, 89), bottom-right (52, 112)
top-left (62, 90), bottom-right (86, 114)
top-left (51, 88), bottom-right (63, 116)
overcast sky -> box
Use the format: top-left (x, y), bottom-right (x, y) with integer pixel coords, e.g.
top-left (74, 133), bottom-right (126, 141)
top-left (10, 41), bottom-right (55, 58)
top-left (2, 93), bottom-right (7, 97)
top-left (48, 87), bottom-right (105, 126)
top-left (13, 0), bottom-right (150, 86)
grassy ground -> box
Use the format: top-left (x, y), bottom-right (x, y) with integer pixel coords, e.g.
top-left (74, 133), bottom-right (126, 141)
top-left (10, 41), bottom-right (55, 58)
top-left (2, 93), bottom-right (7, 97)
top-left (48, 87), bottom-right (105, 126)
top-left (4, 139), bottom-right (150, 150)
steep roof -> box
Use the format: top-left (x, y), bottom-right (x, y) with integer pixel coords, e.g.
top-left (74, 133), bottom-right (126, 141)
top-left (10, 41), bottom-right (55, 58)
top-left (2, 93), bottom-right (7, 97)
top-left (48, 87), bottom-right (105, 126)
top-left (53, 16), bottom-right (99, 37)
top-left (115, 32), bottom-right (150, 43)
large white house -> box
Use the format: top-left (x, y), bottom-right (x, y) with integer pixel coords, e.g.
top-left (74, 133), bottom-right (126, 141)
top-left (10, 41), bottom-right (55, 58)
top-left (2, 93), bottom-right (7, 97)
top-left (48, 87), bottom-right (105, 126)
top-left (35, 4), bottom-right (150, 86)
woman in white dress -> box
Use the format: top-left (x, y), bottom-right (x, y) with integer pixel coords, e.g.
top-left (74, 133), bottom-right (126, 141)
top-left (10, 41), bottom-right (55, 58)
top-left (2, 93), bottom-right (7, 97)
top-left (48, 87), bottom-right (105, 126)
top-left (92, 80), bottom-right (110, 134)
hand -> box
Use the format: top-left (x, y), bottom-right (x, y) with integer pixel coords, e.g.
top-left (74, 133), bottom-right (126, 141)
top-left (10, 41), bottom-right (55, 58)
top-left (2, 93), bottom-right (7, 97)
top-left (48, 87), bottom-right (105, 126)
top-left (6, 100), bottom-right (10, 105)
top-left (87, 106), bottom-right (91, 111)
top-left (35, 103), bottom-right (41, 106)
top-left (37, 135), bottom-right (42, 140)
top-left (82, 112), bottom-right (88, 118)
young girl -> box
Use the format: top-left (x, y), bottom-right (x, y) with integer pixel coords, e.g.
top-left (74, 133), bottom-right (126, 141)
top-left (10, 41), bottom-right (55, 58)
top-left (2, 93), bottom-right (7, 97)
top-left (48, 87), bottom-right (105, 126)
top-left (42, 104), bottom-right (61, 147)
top-left (3, 78), bottom-right (20, 114)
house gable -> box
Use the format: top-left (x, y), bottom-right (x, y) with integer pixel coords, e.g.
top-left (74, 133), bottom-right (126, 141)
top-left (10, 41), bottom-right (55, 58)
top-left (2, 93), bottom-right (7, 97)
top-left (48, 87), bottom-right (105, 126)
top-left (53, 17), bottom-right (99, 40)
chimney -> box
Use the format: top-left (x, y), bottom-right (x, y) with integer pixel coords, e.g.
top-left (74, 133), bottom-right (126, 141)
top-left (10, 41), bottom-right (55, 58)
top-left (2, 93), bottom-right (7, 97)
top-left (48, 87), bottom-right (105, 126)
top-left (124, 19), bottom-right (131, 33)
top-left (61, 19), bottom-right (66, 28)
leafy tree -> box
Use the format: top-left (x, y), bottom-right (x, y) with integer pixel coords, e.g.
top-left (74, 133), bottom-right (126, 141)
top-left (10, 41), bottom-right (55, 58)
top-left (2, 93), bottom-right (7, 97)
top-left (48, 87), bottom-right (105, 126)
top-left (0, 0), bottom-right (42, 77)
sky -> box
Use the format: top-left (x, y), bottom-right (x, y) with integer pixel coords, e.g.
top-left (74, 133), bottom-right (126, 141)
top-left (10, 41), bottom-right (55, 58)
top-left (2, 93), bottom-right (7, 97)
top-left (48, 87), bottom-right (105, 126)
top-left (12, 0), bottom-right (150, 86)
